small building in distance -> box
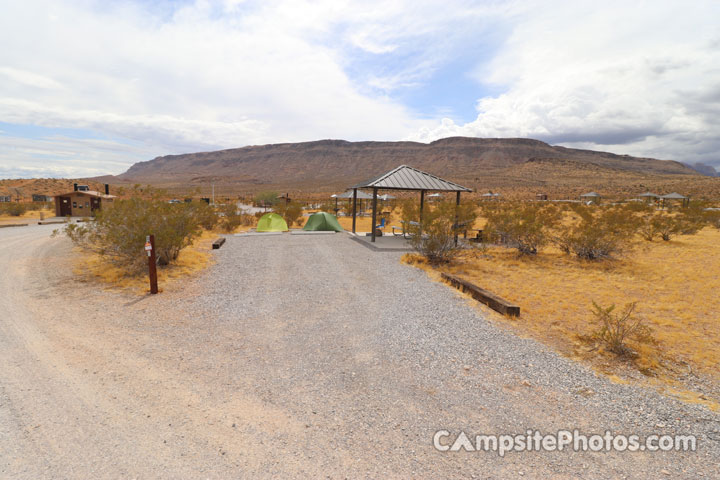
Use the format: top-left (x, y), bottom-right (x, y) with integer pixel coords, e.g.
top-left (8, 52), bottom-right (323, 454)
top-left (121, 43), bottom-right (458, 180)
top-left (0, 195), bottom-right (11, 203)
top-left (32, 194), bottom-right (53, 202)
top-left (536, 193), bottom-right (548, 201)
top-left (54, 184), bottom-right (115, 217)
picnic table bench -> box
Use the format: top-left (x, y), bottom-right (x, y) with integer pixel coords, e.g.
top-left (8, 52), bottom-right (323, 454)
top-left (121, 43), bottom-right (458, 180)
top-left (391, 220), bottom-right (420, 238)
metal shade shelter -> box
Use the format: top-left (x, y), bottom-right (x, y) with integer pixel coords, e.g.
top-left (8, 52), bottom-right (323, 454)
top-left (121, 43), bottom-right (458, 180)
top-left (332, 190), bottom-right (373, 215)
top-left (660, 192), bottom-right (690, 208)
top-left (348, 165), bottom-right (472, 243)
top-left (637, 192), bottom-right (660, 204)
top-left (333, 190), bottom-right (374, 199)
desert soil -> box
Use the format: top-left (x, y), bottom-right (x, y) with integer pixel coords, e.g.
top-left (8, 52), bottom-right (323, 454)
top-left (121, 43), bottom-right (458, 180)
top-left (1, 226), bottom-right (718, 478)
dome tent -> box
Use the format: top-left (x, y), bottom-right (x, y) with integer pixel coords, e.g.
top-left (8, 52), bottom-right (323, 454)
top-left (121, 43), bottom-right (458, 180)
top-left (256, 213), bottom-right (289, 232)
top-left (303, 212), bottom-right (343, 232)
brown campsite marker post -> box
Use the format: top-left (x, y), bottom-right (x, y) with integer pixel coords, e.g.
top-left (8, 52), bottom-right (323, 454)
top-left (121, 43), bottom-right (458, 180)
top-left (146, 235), bottom-right (158, 294)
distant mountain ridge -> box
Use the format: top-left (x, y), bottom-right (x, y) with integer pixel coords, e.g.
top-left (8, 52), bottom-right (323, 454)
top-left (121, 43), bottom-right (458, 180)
top-left (119, 137), bottom-right (700, 191)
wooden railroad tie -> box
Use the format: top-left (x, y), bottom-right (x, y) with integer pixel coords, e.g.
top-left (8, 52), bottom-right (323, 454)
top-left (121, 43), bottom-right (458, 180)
top-left (441, 272), bottom-right (520, 317)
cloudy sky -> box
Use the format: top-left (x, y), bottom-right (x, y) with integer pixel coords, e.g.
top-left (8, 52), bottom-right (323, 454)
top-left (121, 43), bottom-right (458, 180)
top-left (1, 0), bottom-right (719, 178)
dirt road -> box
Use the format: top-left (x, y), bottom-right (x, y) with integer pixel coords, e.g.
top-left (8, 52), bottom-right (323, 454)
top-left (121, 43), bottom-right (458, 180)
top-left (0, 227), bottom-right (718, 478)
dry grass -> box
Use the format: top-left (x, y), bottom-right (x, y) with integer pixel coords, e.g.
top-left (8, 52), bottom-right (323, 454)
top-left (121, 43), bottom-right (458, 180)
top-left (404, 227), bottom-right (720, 410)
top-left (0, 207), bottom-right (54, 224)
top-left (74, 230), bottom-right (216, 294)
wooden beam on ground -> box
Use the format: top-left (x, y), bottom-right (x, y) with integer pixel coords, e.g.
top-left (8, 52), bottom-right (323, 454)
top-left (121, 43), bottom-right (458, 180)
top-left (0, 223), bottom-right (29, 228)
top-left (441, 272), bottom-right (520, 317)
top-left (212, 237), bottom-right (226, 249)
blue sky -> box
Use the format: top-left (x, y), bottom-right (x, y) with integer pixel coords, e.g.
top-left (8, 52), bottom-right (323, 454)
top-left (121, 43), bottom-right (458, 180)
top-left (1, 0), bottom-right (719, 178)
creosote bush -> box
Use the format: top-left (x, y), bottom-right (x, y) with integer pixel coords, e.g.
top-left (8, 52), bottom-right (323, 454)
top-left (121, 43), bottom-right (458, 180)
top-left (273, 200), bottom-right (304, 227)
top-left (217, 203), bottom-right (246, 232)
top-left (2, 202), bottom-right (27, 216)
top-left (590, 301), bottom-right (653, 356)
top-left (253, 191), bottom-right (279, 209)
top-left (409, 201), bottom-right (478, 264)
top-left (556, 205), bottom-right (637, 260)
top-left (60, 197), bottom-right (205, 272)
top-left (483, 202), bottom-right (559, 255)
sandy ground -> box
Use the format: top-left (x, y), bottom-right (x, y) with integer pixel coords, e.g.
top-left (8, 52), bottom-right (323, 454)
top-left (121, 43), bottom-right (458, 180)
top-left (0, 226), bottom-right (718, 478)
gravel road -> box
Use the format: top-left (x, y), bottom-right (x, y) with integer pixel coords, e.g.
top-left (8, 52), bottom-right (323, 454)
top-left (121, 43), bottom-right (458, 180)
top-left (1, 227), bottom-right (718, 478)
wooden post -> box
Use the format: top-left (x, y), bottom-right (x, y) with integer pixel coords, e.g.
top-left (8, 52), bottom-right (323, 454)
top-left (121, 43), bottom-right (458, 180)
top-left (371, 188), bottom-right (378, 243)
top-left (146, 234), bottom-right (158, 294)
top-left (352, 188), bottom-right (358, 233)
top-left (454, 191), bottom-right (461, 246)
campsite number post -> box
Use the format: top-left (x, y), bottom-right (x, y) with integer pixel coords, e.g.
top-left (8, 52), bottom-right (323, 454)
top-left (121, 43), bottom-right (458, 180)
top-left (145, 235), bottom-right (158, 294)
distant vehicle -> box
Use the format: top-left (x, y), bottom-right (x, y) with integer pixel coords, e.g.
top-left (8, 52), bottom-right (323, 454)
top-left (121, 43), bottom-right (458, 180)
top-left (168, 199), bottom-right (182, 204)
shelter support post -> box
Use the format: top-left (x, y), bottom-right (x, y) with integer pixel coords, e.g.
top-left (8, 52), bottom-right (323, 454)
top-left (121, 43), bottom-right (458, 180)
top-left (419, 190), bottom-right (425, 235)
top-left (454, 191), bottom-right (461, 246)
top-left (352, 188), bottom-right (357, 233)
top-left (371, 188), bottom-right (378, 242)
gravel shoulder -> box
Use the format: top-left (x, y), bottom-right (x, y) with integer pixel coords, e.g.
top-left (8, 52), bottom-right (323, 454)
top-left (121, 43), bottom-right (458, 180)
top-left (1, 227), bottom-right (718, 478)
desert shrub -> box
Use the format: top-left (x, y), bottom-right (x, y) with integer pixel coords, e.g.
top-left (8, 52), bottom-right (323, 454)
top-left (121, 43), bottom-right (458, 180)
top-left (60, 197), bottom-right (203, 272)
top-left (253, 191), bottom-right (279, 209)
top-left (704, 209), bottom-right (720, 229)
top-left (558, 206), bottom-right (637, 260)
top-left (3, 203), bottom-right (26, 216)
top-left (273, 200), bottom-right (303, 226)
top-left (239, 212), bottom-right (257, 227)
top-left (483, 202), bottom-right (559, 255)
top-left (590, 301), bottom-right (652, 356)
top-left (637, 215), bottom-right (659, 241)
top-left (408, 207), bottom-right (457, 264)
top-left (341, 200), bottom-right (356, 217)
top-left (400, 198), bottom-right (420, 225)
top-left (217, 204), bottom-right (244, 232)
top-left (186, 201), bottom-right (219, 230)
top-left (318, 201), bottom-right (336, 213)
top-left (652, 215), bottom-right (681, 241)
top-left (408, 201), bottom-right (478, 264)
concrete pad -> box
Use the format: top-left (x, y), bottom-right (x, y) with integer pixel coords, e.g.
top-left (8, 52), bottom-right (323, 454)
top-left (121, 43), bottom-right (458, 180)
top-left (290, 230), bottom-right (336, 235)
top-left (234, 231), bottom-right (284, 237)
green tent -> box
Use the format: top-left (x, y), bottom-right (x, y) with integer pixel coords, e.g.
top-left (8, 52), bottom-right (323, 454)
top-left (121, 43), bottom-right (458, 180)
top-left (303, 211), bottom-right (343, 232)
top-left (257, 213), bottom-right (289, 232)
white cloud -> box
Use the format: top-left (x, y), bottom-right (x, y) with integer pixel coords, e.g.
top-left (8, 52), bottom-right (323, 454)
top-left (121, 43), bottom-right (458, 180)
top-left (411, 0), bottom-right (720, 166)
top-left (1, 0), bottom-right (467, 173)
top-left (1, 0), bottom-right (719, 178)
top-left (0, 133), bottom-right (150, 178)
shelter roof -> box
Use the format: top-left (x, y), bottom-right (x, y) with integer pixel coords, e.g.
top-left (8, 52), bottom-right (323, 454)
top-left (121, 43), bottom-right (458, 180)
top-left (351, 165), bottom-right (471, 192)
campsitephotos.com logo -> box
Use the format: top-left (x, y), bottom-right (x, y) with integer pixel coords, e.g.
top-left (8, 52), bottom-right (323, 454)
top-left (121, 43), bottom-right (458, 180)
top-left (433, 430), bottom-right (697, 457)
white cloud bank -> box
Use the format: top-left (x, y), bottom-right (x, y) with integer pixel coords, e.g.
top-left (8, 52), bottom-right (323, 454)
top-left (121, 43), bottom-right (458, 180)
top-left (411, 0), bottom-right (720, 166)
top-left (0, 0), bottom-right (719, 178)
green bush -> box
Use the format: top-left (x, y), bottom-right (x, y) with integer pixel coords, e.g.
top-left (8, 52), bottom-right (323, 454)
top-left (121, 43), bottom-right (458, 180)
top-left (253, 191), bottom-right (279, 209)
top-left (273, 200), bottom-right (303, 227)
top-left (3, 203), bottom-right (27, 216)
top-left (558, 206), bottom-right (637, 260)
top-left (409, 201), bottom-right (478, 264)
top-left (590, 301), bottom-right (652, 356)
top-left (60, 198), bottom-right (203, 272)
top-left (187, 201), bottom-right (219, 230)
top-left (483, 202), bottom-right (559, 255)
top-left (217, 204), bottom-right (255, 232)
